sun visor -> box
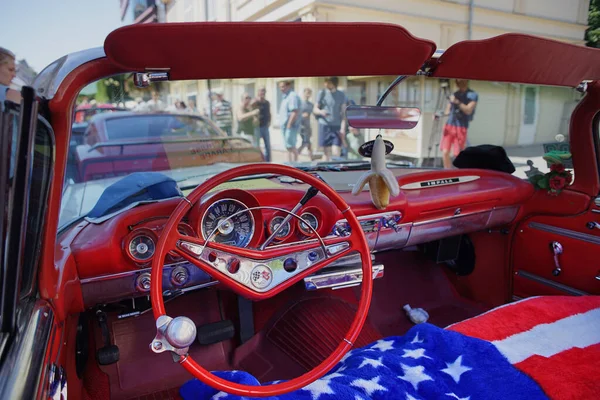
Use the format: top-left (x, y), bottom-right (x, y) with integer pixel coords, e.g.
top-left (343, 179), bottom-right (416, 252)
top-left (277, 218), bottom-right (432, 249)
top-left (432, 34), bottom-right (600, 87)
top-left (104, 22), bottom-right (436, 80)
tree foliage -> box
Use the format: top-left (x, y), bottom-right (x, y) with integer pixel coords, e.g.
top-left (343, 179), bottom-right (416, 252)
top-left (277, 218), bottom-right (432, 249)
top-left (587, 0), bottom-right (600, 47)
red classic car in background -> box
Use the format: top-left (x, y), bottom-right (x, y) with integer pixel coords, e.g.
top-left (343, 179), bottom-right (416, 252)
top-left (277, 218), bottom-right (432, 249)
top-left (68, 111), bottom-right (263, 182)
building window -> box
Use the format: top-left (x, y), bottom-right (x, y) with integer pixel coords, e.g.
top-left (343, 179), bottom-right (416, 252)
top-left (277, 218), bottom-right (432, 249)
top-left (346, 80), bottom-right (367, 105)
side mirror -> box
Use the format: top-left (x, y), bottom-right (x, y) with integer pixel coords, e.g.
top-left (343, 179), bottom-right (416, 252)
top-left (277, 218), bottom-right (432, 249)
top-left (346, 106), bottom-right (420, 130)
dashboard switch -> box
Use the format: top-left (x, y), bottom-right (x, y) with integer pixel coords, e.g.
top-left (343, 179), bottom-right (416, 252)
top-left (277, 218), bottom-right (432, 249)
top-left (333, 222), bottom-right (351, 237)
top-left (135, 272), bottom-right (151, 292)
top-left (170, 266), bottom-right (189, 286)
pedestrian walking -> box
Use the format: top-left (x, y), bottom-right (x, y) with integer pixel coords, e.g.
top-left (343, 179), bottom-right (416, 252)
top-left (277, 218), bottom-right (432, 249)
top-left (210, 89), bottom-right (233, 136)
top-left (278, 81), bottom-right (301, 162)
top-left (313, 77), bottom-right (349, 161)
top-left (236, 92), bottom-right (259, 141)
top-left (252, 87), bottom-right (272, 161)
top-left (297, 88), bottom-right (314, 160)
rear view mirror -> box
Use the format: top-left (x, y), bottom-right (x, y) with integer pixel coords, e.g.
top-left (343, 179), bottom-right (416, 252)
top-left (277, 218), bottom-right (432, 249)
top-left (346, 106), bottom-right (420, 130)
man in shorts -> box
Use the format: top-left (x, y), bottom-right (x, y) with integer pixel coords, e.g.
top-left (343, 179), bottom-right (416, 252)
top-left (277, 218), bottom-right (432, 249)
top-left (313, 77), bottom-right (348, 161)
top-left (298, 88), bottom-right (314, 159)
top-left (440, 79), bottom-right (478, 168)
top-left (278, 81), bottom-right (301, 162)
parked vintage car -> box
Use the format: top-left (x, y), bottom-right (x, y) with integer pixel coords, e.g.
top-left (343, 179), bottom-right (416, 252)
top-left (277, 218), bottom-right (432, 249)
top-left (69, 111), bottom-right (263, 182)
top-left (70, 104), bottom-right (127, 164)
top-left (0, 23), bottom-right (599, 400)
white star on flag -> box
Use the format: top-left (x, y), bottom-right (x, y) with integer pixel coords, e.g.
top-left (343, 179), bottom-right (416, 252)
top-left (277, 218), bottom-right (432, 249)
top-left (441, 355), bottom-right (472, 384)
top-left (211, 392), bottom-right (228, 399)
top-left (301, 378), bottom-right (335, 400)
top-left (402, 348), bottom-right (432, 360)
top-left (446, 392), bottom-right (470, 400)
top-left (406, 394), bottom-right (420, 400)
top-left (370, 339), bottom-right (395, 352)
top-left (350, 376), bottom-right (388, 396)
top-left (323, 371), bottom-right (345, 381)
top-left (411, 333), bottom-right (424, 344)
top-left (398, 363), bottom-right (433, 390)
top-left (358, 357), bottom-right (384, 369)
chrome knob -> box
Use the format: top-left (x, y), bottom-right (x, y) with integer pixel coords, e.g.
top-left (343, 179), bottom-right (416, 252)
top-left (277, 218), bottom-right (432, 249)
top-left (170, 266), bottom-right (189, 287)
top-left (135, 272), bottom-right (151, 292)
top-left (165, 316), bottom-right (197, 349)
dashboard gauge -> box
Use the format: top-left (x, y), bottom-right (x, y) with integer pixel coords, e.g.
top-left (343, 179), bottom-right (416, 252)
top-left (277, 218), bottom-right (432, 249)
top-left (126, 231), bottom-right (156, 263)
top-left (298, 212), bottom-right (319, 235)
top-left (201, 199), bottom-right (254, 248)
top-left (268, 216), bottom-right (292, 240)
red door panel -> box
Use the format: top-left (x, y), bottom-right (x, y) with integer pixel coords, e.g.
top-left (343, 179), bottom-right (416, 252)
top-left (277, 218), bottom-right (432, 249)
top-left (512, 204), bottom-right (600, 297)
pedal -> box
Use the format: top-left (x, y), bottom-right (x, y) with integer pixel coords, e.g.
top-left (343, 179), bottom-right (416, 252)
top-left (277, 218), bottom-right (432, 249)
top-left (196, 320), bottom-right (235, 345)
top-left (96, 310), bottom-right (120, 365)
top-left (97, 344), bottom-right (120, 365)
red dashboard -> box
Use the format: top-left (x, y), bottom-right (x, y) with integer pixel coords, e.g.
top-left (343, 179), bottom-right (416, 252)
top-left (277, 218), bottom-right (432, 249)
top-left (63, 168), bottom-right (533, 308)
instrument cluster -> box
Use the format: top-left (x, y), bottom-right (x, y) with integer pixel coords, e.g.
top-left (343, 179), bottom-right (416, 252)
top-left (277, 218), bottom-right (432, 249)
top-left (122, 189), bottom-right (333, 266)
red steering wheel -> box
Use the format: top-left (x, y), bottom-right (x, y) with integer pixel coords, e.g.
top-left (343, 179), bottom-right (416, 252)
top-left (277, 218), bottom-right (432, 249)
top-left (150, 163), bottom-right (373, 397)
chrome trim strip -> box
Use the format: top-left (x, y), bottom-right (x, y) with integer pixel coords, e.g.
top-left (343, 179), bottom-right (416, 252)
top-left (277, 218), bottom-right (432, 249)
top-left (0, 300), bottom-right (53, 400)
top-left (516, 270), bottom-right (588, 296)
top-left (400, 175), bottom-right (480, 190)
top-left (79, 260), bottom-right (190, 284)
top-left (592, 209), bottom-right (600, 214)
top-left (412, 209), bottom-right (490, 226)
top-left (304, 263), bottom-right (384, 291)
top-left (529, 222), bottom-right (600, 245)
top-left (33, 47), bottom-right (106, 99)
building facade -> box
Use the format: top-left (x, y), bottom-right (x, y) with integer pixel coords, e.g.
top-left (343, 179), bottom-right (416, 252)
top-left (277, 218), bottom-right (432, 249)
top-left (120, 0), bottom-right (165, 24)
top-left (164, 0), bottom-right (589, 160)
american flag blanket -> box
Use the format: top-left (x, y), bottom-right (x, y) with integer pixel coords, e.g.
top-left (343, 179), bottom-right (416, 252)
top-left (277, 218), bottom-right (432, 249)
top-left (180, 296), bottom-right (600, 400)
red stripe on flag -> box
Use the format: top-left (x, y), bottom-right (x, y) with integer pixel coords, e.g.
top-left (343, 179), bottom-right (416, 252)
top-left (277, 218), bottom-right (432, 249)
top-left (515, 343), bottom-right (600, 400)
top-left (448, 296), bottom-right (600, 341)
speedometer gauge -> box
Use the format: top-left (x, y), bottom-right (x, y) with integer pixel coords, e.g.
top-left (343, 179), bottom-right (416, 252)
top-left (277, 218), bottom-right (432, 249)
top-left (201, 199), bottom-right (254, 248)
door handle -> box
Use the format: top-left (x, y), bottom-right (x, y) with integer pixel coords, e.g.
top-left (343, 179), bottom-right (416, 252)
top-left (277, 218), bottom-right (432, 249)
top-left (586, 221), bottom-right (600, 230)
top-left (550, 241), bottom-right (563, 276)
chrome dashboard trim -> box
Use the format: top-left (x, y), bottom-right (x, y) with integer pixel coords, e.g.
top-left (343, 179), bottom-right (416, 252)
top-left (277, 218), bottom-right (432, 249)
top-left (529, 222), bottom-right (600, 245)
top-left (304, 263), bottom-right (384, 291)
top-left (80, 261), bottom-right (213, 307)
top-left (400, 175), bottom-right (480, 190)
top-left (79, 260), bottom-right (190, 284)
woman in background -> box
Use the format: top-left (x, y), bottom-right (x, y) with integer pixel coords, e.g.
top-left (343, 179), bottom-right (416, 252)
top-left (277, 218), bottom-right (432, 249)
top-left (236, 92), bottom-right (259, 141)
top-left (0, 47), bottom-right (21, 110)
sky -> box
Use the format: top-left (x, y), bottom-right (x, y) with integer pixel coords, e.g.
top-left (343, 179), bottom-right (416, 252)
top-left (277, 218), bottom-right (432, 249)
top-left (3, 0), bottom-right (123, 72)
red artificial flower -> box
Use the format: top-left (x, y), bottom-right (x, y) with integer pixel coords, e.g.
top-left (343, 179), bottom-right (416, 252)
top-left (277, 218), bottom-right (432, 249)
top-left (549, 175), bottom-right (566, 190)
top-left (550, 163), bottom-right (565, 173)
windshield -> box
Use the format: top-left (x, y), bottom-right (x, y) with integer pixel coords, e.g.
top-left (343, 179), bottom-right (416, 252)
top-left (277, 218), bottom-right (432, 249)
top-left (59, 74), bottom-right (580, 229)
